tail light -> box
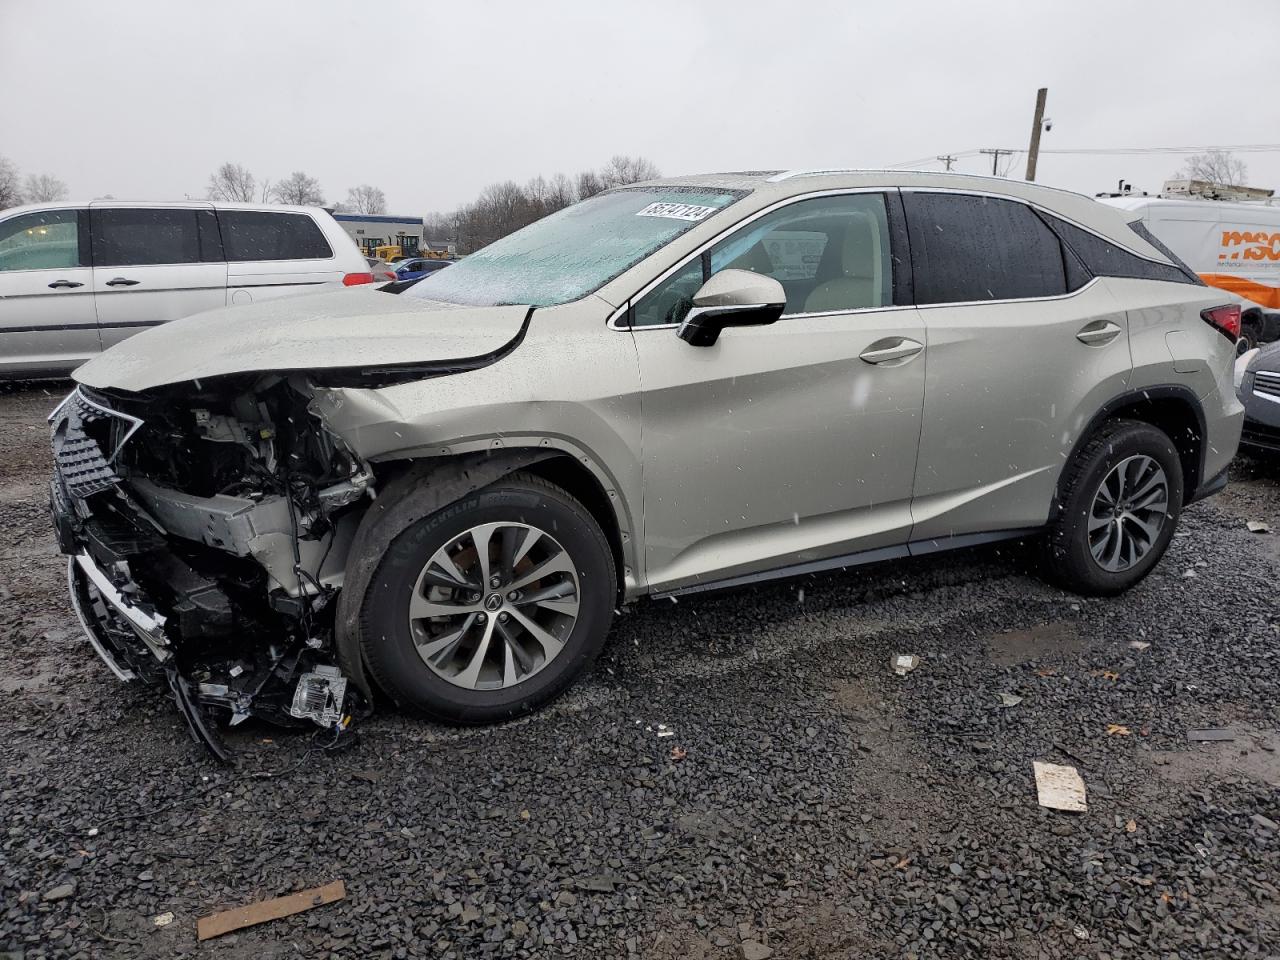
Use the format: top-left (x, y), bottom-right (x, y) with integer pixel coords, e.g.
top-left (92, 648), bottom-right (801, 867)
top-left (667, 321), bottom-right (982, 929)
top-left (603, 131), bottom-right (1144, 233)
top-left (342, 272), bottom-right (375, 286)
top-left (1201, 304), bottom-right (1241, 342)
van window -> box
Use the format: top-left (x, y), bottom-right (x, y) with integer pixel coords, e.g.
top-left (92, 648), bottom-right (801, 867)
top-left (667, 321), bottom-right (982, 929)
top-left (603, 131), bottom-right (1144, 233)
top-left (0, 209), bottom-right (83, 271)
top-left (92, 208), bottom-right (203, 266)
top-left (903, 193), bottom-right (1068, 304)
top-left (219, 211), bottom-right (333, 262)
top-left (1044, 214), bottom-right (1201, 286)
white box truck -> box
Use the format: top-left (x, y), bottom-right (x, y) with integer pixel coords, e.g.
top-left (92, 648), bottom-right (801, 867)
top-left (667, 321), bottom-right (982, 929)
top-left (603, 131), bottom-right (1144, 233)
top-left (1100, 181), bottom-right (1280, 350)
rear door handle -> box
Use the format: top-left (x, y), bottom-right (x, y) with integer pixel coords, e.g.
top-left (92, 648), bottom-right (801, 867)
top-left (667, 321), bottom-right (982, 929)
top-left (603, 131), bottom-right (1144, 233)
top-left (859, 337), bottom-right (924, 365)
top-left (105, 277), bottom-right (140, 287)
top-left (47, 280), bottom-right (83, 289)
top-left (1076, 320), bottom-right (1122, 346)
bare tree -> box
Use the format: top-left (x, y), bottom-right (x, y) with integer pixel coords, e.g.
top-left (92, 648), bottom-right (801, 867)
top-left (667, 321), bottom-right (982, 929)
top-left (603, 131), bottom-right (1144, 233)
top-left (575, 170), bottom-right (606, 199)
top-left (271, 171), bottom-right (325, 206)
top-left (207, 162), bottom-right (256, 202)
top-left (22, 173), bottom-right (68, 203)
top-left (1177, 149), bottom-right (1248, 186)
top-left (601, 154), bottom-right (661, 187)
top-left (0, 156), bottom-right (23, 209)
top-left (547, 172), bottom-right (576, 211)
top-left (344, 184), bottom-right (387, 215)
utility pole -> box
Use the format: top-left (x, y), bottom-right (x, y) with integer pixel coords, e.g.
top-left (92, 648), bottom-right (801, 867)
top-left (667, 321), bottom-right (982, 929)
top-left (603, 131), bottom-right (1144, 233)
top-left (1025, 87), bottom-right (1049, 181)
top-left (979, 148), bottom-right (1015, 176)
top-left (937, 154), bottom-right (957, 172)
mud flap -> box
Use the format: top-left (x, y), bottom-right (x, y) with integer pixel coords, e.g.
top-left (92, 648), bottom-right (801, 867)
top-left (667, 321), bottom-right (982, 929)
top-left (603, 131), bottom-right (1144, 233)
top-left (167, 665), bottom-right (232, 764)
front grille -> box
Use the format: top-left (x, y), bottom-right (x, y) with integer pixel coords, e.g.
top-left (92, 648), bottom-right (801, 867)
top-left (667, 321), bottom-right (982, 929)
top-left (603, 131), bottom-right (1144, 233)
top-left (1253, 370), bottom-right (1280, 402)
top-left (49, 389), bottom-right (143, 499)
top-left (1241, 418), bottom-right (1280, 451)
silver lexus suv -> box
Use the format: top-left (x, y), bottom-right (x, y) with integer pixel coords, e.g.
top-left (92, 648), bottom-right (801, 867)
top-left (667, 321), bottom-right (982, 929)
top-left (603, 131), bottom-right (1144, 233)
top-left (49, 170), bottom-right (1244, 757)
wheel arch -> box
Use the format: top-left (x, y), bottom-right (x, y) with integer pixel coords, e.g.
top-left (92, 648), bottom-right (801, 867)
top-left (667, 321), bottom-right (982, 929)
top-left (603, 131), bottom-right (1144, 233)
top-left (335, 446), bottom-right (634, 700)
top-left (1054, 385), bottom-right (1206, 515)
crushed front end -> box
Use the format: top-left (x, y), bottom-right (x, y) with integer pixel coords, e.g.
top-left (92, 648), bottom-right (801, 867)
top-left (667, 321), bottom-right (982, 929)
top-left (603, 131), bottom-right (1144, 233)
top-left (49, 377), bottom-right (373, 760)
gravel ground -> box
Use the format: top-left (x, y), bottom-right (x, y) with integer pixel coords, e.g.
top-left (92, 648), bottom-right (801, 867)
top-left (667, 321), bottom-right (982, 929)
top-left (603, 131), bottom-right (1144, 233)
top-left (2, 383), bottom-right (1278, 959)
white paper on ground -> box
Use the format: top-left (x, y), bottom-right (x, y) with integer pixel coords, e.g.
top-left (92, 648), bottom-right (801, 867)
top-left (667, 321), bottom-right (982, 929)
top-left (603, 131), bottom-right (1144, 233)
top-left (1033, 761), bottom-right (1087, 812)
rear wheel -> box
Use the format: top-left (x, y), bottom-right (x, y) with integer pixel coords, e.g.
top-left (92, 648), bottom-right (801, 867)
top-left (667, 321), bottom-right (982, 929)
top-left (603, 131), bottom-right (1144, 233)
top-left (1044, 420), bottom-right (1184, 595)
top-left (360, 473), bottom-right (615, 723)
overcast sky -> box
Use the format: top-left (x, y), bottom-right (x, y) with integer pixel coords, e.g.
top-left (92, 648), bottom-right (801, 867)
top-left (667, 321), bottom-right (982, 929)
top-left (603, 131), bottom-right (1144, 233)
top-left (3, 0), bottom-right (1278, 215)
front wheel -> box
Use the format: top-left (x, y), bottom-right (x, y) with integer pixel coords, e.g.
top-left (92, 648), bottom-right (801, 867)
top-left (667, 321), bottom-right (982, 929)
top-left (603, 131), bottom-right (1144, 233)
top-left (359, 472), bottom-right (616, 723)
top-left (1043, 420), bottom-right (1184, 596)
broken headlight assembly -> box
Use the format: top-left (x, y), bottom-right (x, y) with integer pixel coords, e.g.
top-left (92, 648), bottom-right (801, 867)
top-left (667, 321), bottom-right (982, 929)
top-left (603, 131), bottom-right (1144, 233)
top-left (49, 375), bottom-right (374, 761)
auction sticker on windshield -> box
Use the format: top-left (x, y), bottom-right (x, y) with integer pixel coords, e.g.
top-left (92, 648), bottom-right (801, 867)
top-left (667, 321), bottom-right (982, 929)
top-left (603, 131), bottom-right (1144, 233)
top-left (635, 202), bottom-right (719, 222)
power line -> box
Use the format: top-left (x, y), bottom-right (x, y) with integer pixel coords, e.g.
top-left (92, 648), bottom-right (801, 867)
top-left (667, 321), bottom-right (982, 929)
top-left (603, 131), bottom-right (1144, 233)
top-left (891, 143), bottom-right (1280, 170)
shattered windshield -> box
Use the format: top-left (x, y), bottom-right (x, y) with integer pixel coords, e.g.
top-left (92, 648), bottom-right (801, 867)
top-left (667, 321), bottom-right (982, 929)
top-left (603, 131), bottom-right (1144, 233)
top-left (402, 187), bottom-right (742, 306)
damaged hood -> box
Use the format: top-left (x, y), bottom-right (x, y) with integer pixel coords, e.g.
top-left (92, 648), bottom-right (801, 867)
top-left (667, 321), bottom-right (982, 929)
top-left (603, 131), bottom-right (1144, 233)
top-left (73, 288), bottom-right (531, 393)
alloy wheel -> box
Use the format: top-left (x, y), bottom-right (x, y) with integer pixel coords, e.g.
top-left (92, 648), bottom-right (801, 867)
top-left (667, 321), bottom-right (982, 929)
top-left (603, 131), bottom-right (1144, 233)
top-left (1088, 454), bottom-right (1169, 572)
top-left (408, 522), bottom-right (580, 690)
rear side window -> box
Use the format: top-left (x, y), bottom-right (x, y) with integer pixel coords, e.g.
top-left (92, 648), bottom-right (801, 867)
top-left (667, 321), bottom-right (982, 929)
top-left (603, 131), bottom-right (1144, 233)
top-left (218, 211), bottom-right (333, 262)
top-left (903, 193), bottom-right (1067, 304)
top-left (1041, 214), bottom-right (1199, 285)
top-left (92, 208), bottom-right (206, 266)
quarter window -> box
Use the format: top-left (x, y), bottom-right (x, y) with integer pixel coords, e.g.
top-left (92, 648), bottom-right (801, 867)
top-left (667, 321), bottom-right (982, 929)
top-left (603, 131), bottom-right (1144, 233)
top-left (903, 193), bottom-right (1068, 304)
top-left (218, 211), bottom-right (333, 261)
top-left (632, 193), bottom-right (894, 327)
top-left (92, 208), bottom-right (204, 266)
top-left (1044, 214), bottom-right (1199, 286)
top-left (0, 209), bottom-right (83, 272)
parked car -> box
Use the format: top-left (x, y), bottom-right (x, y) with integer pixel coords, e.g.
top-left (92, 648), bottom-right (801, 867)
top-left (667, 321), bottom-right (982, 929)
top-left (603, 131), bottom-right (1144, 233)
top-left (50, 170), bottom-right (1243, 757)
top-left (394, 257), bottom-right (454, 281)
top-left (366, 257), bottom-right (398, 283)
top-left (0, 201), bottom-right (373, 379)
top-left (1236, 342), bottom-right (1280, 450)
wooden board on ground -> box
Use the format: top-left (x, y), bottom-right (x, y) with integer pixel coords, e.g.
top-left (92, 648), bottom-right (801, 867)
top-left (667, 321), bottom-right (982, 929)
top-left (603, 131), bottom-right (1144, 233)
top-left (197, 880), bottom-right (346, 941)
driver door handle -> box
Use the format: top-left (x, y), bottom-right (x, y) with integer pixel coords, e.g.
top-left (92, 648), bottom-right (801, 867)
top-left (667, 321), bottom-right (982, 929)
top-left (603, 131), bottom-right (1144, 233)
top-left (105, 277), bottom-right (140, 287)
top-left (859, 337), bottom-right (924, 365)
top-left (47, 279), bottom-right (83, 289)
top-left (1076, 320), bottom-right (1122, 346)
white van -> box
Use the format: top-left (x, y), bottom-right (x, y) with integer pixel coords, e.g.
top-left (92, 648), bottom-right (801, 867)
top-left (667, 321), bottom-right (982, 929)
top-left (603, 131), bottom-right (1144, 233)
top-left (1100, 192), bottom-right (1280, 349)
top-left (0, 201), bottom-right (373, 379)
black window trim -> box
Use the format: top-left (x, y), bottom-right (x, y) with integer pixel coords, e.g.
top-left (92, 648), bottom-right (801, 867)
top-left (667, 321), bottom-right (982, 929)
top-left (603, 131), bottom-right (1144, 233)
top-left (612, 186), bottom-right (916, 331)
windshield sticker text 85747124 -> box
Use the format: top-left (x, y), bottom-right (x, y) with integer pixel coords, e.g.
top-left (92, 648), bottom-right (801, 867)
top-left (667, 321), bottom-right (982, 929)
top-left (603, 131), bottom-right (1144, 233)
top-left (635, 202), bottom-right (719, 222)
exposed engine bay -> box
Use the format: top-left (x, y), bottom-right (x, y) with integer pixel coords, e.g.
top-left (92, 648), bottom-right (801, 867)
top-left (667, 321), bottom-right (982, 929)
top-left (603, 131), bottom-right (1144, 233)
top-left (49, 376), bottom-right (374, 760)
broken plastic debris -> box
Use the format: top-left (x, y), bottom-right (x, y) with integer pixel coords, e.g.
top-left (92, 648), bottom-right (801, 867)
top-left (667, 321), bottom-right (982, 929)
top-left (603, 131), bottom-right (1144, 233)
top-left (1247, 520), bottom-right (1271, 533)
top-left (656, 723), bottom-right (675, 738)
top-left (1182, 568), bottom-right (1197, 579)
top-left (197, 880), bottom-right (345, 941)
top-left (1187, 728), bottom-right (1235, 742)
top-left (1033, 761), bottom-right (1087, 812)
top-left (997, 692), bottom-right (1022, 708)
top-left (891, 654), bottom-right (919, 676)
top-left (1128, 640), bottom-right (1151, 651)
top-left (153, 912), bottom-right (175, 927)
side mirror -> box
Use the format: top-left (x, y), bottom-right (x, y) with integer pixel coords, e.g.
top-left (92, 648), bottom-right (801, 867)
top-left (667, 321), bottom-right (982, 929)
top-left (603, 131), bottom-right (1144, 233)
top-left (677, 269), bottom-right (786, 347)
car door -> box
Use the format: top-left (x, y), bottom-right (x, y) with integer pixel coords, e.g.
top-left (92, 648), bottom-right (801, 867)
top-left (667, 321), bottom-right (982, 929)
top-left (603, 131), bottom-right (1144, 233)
top-left (628, 191), bottom-right (927, 593)
top-left (901, 191), bottom-right (1133, 543)
top-left (90, 204), bottom-right (227, 349)
top-left (220, 209), bottom-right (340, 305)
top-left (0, 207), bottom-right (100, 376)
